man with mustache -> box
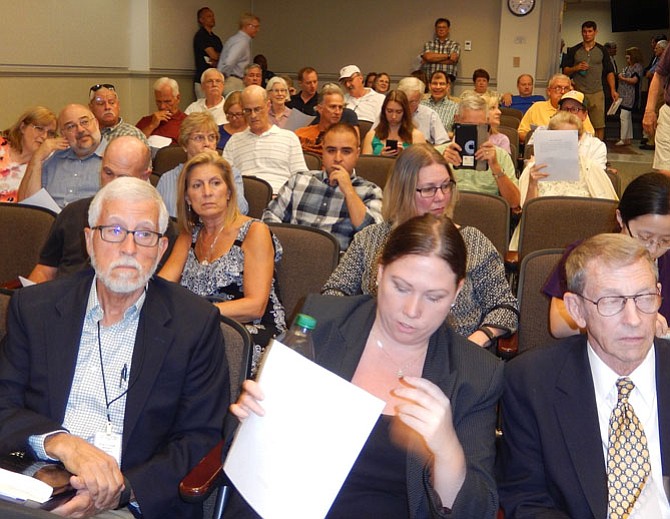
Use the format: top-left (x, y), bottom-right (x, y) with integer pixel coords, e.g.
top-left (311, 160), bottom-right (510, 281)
top-left (0, 177), bottom-right (229, 518)
top-left (18, 103), bottom-right (107, 207)
top-left (88, 84), bottom-right (148, 145)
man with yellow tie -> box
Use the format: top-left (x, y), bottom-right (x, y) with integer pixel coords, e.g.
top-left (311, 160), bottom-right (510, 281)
top-left (498, 233), bottom-right (670, 518)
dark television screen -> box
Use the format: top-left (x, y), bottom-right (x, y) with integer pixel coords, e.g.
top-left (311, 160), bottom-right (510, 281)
top-left (611, 0), bottom-right (669, 32)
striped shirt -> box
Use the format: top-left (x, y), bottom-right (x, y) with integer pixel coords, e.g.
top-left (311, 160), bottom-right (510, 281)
top-left (222, 125), bottom-right (307, 193)
top-left (262, 169), bottom-right (383, 250)
top-left (421, 96), bottom-right (459, 133)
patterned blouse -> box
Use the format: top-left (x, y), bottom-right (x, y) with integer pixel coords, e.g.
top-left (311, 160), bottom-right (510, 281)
top-left (0, 137), bottom-right (27, 202)
top-left (322, 221), bottom-right (519, 337)
top-left (181, 219), bottom-right (286, 371)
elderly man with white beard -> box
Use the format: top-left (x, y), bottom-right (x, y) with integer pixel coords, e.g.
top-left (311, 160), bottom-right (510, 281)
top-left (0, 177), bottom-right (229, 519)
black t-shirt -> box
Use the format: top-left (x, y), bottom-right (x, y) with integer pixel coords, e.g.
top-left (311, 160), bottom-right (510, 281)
top-left (193, 27), bottom-right (223, 81)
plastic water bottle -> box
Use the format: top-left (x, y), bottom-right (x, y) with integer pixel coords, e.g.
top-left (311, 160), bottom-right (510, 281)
top-left (276, 314), bottom-right (317, 360)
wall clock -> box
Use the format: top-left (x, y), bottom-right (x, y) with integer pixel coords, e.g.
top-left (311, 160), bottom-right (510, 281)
top-left (508, 0), bottom-right (536, 16)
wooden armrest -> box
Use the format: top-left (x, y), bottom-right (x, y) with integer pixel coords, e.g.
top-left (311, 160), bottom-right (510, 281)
top-left (0, 278), bottom-right (21, 290)
top-left (497, 334), bottom-right (518, 360)
top-left (179, 440), bottom-right (224, 503)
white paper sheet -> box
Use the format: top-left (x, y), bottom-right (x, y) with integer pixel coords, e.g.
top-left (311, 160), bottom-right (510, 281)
top-left (533, 129), bottom-right (580, 182)
top-left (0, 468), bottom-right (52, 503)
top-left (19, 188), bottom-right (61, 214)
top-left (224, 340), bottom-right (385, 519)
top-left (284, 110), bottom-right (316, 131)
top-left (146, 135), bottom-right (172, 150)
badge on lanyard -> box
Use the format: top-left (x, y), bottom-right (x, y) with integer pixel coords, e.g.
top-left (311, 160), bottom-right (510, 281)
top-left (93, 422), bottom-right (122, 465)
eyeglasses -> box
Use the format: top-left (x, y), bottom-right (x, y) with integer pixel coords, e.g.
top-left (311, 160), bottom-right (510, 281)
top-left (247, 23), bottom-right (260, 29)
top-left (91, 96), bottom-right (118, 106)
top-left (31, 124), bottom-right (57, 138)
top-left (242, 107), bottom-right (264, 115)
top-left (189, 133), bottom-right (218, 143)
top-left (93, 225), bottom-right (163, 247)
top-left (62, 116), bottom-right (94, 134)
top-left (550, 86), bottom-right (571, 94)
top-left (561, 106), bottom-right (584, 114)
top-left (626, 222), bottom-right (670, 250)
top-left (416, 181), bottom-right (455, 198)
top-left (90, 83), bottom-right (115, 93)
top-left (576, 292), bottom-right (661, 317)
top-left (227, 111), bottom-right (244, 119)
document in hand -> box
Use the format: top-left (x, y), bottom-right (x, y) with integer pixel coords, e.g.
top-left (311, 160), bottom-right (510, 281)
top-left (0, 467), bottom-right (52, 504)
top-left (533, 129), bottom-right (580, 182)
top-left (224, 340), bottom-right (385, 519)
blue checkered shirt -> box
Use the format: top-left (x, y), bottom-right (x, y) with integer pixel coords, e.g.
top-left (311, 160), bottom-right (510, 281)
top-left (29, 280), bottom-right (145, 466)
top-left (422, 38), bottom-right (461, 78)
top-left (421, 96), bottom-right (459, 133)
top-left (262, 169), bottom-right (383, 251)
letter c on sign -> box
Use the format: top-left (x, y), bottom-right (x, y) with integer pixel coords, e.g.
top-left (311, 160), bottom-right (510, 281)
top-left (464, 140), bottom-right (476, 155)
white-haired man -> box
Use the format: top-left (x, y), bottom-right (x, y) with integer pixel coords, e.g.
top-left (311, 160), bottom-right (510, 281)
top-left (398, 76), bottom-right (449, 145)
top-left (185, 68), bottom-right (227, 124)
top-left (0, 177), bottom-right (229, 518)
top-left (136, 77), bottom-right (186, 145)
top-left (218, 12), bottom-right (260, 95)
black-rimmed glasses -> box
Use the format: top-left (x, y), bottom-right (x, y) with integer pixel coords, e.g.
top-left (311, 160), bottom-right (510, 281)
top-left (415, 181), bottom-right (455, 198)
top-left (93, 225), bottom-right (163, 247)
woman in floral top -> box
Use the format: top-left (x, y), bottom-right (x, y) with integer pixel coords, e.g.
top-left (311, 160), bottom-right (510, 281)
top-left (616, 47), bottom-right (644, 146)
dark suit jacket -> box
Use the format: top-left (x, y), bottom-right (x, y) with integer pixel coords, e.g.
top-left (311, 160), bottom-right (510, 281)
top-left (0, 270), bottom-right (230, 519)
top-left (497, 336), bottom-right (670, 518)
top-left (226, 295), bottom-right (503, 519)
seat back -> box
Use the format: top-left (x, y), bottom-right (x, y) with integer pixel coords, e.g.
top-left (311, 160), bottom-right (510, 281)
top-left (500, 106), bottom-right (524, 121)
top-left (453, 191), bottom-right (510, 257)
top-left (356, 155), bottom-right (395, 190)
top-left (358, 120), bottom-right (373, 141)
top-left (242, 176), bottom-right (273, 219)
top-left (516, 249), bottom-right (564, 352)
top-left (500, 114), bottom-right (520, 130)
top-left (0, 288), bottom-right (12, 344)
top-left (518, 196), bottom-right (618, 261)
top-left (303, 151), bottom-right (321, 172)
top-left (153, 146), bottom-right (187, 176)
top-left (219, 315), bottom-right (252, 402)
top-left (267, 223), bottom-right (340, 321)
top-left (0, 203), bottom-right (56, 283)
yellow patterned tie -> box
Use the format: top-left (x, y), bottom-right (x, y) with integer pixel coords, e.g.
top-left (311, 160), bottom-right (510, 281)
top-left (606, 377), bottom-right (651, 518)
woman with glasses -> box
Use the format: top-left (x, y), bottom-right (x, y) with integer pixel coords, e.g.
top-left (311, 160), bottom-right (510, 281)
top-left (362, 90), bottom-right (425, 157)
top-left (266, 76), bottom-right (293, 129)
top-left (1, 106), bottom-right (57, 202)
top-left (156, 112), bottom-right (247, 218)
top-left (159, 150), bottom-right (285, 373)
top-left (323, 144), bottom-right (518, 347)
top-left (545, 172), bottom-right (670, 338)
top-left (218, 91), bottom-right (248, 149)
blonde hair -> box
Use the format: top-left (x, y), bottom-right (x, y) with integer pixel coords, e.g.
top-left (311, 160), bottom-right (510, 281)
top-left (177, 151), bottom-right (239, 234)
top-left (5, 106), bottom-right (57, 153)
top-left (178, 112), bottom-right (218, 149)
top-left (382, 143), bottom-right (457, 225)
top-left (549, 110), bottom-right (583, 137)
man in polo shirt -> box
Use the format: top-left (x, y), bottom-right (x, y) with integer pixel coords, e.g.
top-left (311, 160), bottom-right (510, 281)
top-left (193, 6), bottom-right (222, 98)
top-left (339, 65), bottom-right (385, 123)
top-left (287, 67), bottom-right (319, 116)
top-left (135, 77), bottom-right (186, 146)
top-left (88, 84), bottom-right (148, 145)
top-left (223, 85), bottom-right (307, 193)
top-left (18, 103), bottom-right (107, 207)
top-left (263, 123), bottom-right (382, 251)
top-left (295, 83), bottom-right (352, 155)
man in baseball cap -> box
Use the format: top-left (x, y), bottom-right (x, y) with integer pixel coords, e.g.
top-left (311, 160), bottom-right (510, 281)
top-left (338, 64), bottom-right (385, 123)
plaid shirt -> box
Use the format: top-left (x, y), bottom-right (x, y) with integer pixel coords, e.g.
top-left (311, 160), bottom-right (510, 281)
top-left (262, 169), bottom-right (383, 251)
top-left (421, 96), bottom-right (459, 133)
top-left (422, 38), bottom-right (460, 78)
top-left (100, 118), bottom-right (149, 146)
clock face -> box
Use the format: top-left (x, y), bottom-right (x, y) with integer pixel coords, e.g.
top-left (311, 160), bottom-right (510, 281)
top-left (508, 0), bottom-right (535, 16)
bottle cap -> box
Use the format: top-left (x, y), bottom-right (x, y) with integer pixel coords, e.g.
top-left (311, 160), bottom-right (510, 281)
top-left (294, 313), bottom-right (317, 330)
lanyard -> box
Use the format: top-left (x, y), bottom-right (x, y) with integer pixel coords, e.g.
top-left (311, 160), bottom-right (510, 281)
top-left (97, 321), bottom-right (129, 424)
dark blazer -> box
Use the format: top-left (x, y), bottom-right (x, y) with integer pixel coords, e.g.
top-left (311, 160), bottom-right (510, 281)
top-left (0, 270), bottom-right (230, 519)
top-left (225, 295), bottom-right (503, 519)
top-left (497, 336), bottom-right (670, 518)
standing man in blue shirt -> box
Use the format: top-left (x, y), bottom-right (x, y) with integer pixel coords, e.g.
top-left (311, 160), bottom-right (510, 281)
top-left (218, 12), bottom-right (260, 96)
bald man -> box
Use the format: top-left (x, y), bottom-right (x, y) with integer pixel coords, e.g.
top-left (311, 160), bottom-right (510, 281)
top-left (28, 136), bottom-right (172, 283)
top-left (18, 103), bottom-right (107, 207)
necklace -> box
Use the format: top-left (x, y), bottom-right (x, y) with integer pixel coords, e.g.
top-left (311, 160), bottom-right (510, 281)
top-left (373, 331), bottom-right (426, 378)
top-left (199, 223), bottom-right (226, 265)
